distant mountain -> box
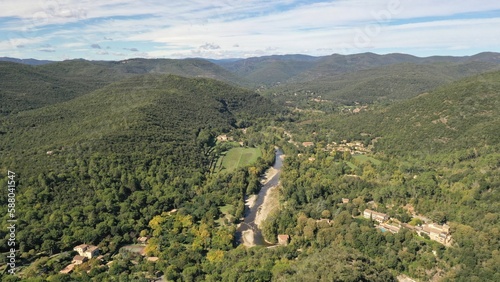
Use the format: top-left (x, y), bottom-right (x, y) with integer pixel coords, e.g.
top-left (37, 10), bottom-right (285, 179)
top-left (467, 51), bottom-right (500, 63)
top-left (0, 58), bottom-right (250, 115)
top-left (321, 70), bottom-right (500, 154)
top-left (269, 60), bottom-right (500, 104)
top-left (293, 52), bottom-right (420, 82)
top-left (3, 52), bottom-right (500, 110)
top-left (0, 61), bottom-right (103, 115)
top-left (0, 57), bottom-right (53, 65)
top-left (215, 52), bottom-right (500, 88)
top-left (38, 58), bottom-right (249, 86)
top-left (214, 54), bottom-right (320, 86)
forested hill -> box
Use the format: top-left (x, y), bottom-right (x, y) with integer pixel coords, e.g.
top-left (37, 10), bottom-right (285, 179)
top-left (0, 74), bottom-right (281, 256)
top-left (0, 61), bottom-right (102, 115)
top-left (37, 58), bottom-right (248, 87)
top-left (214, 51), bottom-right (500, 87)
top-left (0, 58), bottom-right (249, 115)
top-left (269, 60), bottom-right (500, 104)
top-left (0, 57), bottom-right (53, 65)
top-left (214, 54), bottom-right (320, 86)
top-left (314, 70), bottom-right (500, 155)
top-left (1, 74), bottom-right (279, 155)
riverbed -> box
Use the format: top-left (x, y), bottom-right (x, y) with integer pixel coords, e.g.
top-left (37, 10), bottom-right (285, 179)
top-left (235, 148), bottom-right (284, 246)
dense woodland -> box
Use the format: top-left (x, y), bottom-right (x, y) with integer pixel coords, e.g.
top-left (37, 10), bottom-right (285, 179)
top-left (0, 55), bottom-right (499, 281)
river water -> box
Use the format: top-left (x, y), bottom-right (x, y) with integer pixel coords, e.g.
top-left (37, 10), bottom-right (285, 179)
top-left (235, 148), bottom-right (284, 246)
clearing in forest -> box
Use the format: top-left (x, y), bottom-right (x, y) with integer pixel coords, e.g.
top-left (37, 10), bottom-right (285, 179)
top-left (220, 147), bottom-right (261, 172)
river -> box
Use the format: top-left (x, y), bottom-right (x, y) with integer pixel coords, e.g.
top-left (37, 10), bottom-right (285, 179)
top-left (235, 148), bottom-right (284, 246)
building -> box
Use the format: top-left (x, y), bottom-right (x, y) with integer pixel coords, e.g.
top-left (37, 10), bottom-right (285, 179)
top-left (216, 134), bottom-right (233, 142)
top-left (277, 234), bottom-right (290, 246)
top-left (74, 244), bottom-right (100, 259)
top-left (72, 255), bottom-right (88, 265)
top-left (418, 223), bottom-right (451, 245)
top-left (302, 142), bottom-right (314, 147)
top-left (137, 236), bottom-right (150, 244)
top-left (342, 198), bottom-right (350, 204)
top-left (363, 209), bottom-right (389, 223)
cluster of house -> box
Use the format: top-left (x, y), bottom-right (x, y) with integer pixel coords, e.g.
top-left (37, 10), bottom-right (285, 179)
top-left (59, 236), bottom-right (162, 275)
top-left (363, 209), bottom-right (452, 245)
top-left (216, 134), bottom-right (234, 142)
top-left (326, 140), bottom-right (370, 155)
top-left (59, 244), bottom-right (100, 274)
top-left (217, 134), bottom-right (245, 146)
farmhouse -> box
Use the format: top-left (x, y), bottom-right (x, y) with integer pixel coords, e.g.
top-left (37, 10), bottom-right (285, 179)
top-left (417, 223), bottom-right (451, 245)
top-left (74, 244), bottom-right (99, 259)
top-left (363, 209), bottom-right (389, 223)
top-left (217, 134), bottom-right (233, 142)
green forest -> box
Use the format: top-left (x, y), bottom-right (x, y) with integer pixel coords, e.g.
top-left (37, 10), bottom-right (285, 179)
top-left (0, 56), bottom-right (499, 281)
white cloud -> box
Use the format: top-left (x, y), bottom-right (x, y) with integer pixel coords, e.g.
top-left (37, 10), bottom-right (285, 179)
top-left (200, 43), bottom-right (221, 50)
top-left (1, 0), bottom-right (500, 59)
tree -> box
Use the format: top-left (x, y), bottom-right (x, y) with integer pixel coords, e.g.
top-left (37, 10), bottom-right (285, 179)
top-left (321, 210), bottom-right (332, 219)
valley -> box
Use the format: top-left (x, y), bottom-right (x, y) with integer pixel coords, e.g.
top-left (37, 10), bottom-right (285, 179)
top-left (0, 52), bottom-right (499, 282)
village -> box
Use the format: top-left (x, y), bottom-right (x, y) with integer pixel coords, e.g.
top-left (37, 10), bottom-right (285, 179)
top-left (58, 235), bottom-right (161, 278)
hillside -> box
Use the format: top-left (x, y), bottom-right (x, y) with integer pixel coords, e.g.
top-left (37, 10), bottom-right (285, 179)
top-left (0, 57), bottom-right (53, 65)
top-left (268, 61), bottom-right (500, 104)
top-left (213, 52), bottom-right (500, 105)
top-left (1, 53), bottom-right (499, 281)
top-left (276, 70), bottom-right (500, 282)
top-left (38, 58), bottom-right (248, 87)
top-left (216, 52), bottom-right (452, 86)
top-left (0, 58), bottom-right (250, 115)
top-left (0, 74), bottom-right (281, 257)
top-left (309, 70), bottom-right (500, 154)
top-left (215, 54), bottom-right (320, 86)
top-left (0, 61), bottom-right (102, 115)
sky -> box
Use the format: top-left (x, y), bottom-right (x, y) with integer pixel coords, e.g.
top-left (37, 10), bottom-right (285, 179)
top-left (1, 0), bottom-right (500, 60)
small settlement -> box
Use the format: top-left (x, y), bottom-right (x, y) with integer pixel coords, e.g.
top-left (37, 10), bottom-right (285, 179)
top-left (363, 209), bottom-right (452, 246)
top-left (60, 244), bottom-right (100, 274)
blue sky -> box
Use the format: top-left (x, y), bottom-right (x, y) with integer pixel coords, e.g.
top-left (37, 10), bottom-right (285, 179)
top-left (1, 0), bottom-right (499, 60)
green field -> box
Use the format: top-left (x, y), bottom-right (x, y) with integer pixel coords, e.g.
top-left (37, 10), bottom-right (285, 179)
top-left (219, 147), bottom-right (262, 172)
top-left (352, 154), bottom-right (381, 165)
top-left (345, 154), bottom-right (381, 171)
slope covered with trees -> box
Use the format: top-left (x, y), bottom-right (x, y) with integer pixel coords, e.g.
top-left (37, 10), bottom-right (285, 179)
top-left (1, 53), bottom-right (499, 281)
top-left (267, 61), bottom-right (500, 105)
top-left (309, 70), bottom-right (500, 154)
top-left (0, 58), bottom-right (249, 115)
top-left (0, 75), bottom-right (282, 280)
top-left (0, 62), bottom-right (102, 115)
top-left (266, 70), bottom-right (500, 281)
